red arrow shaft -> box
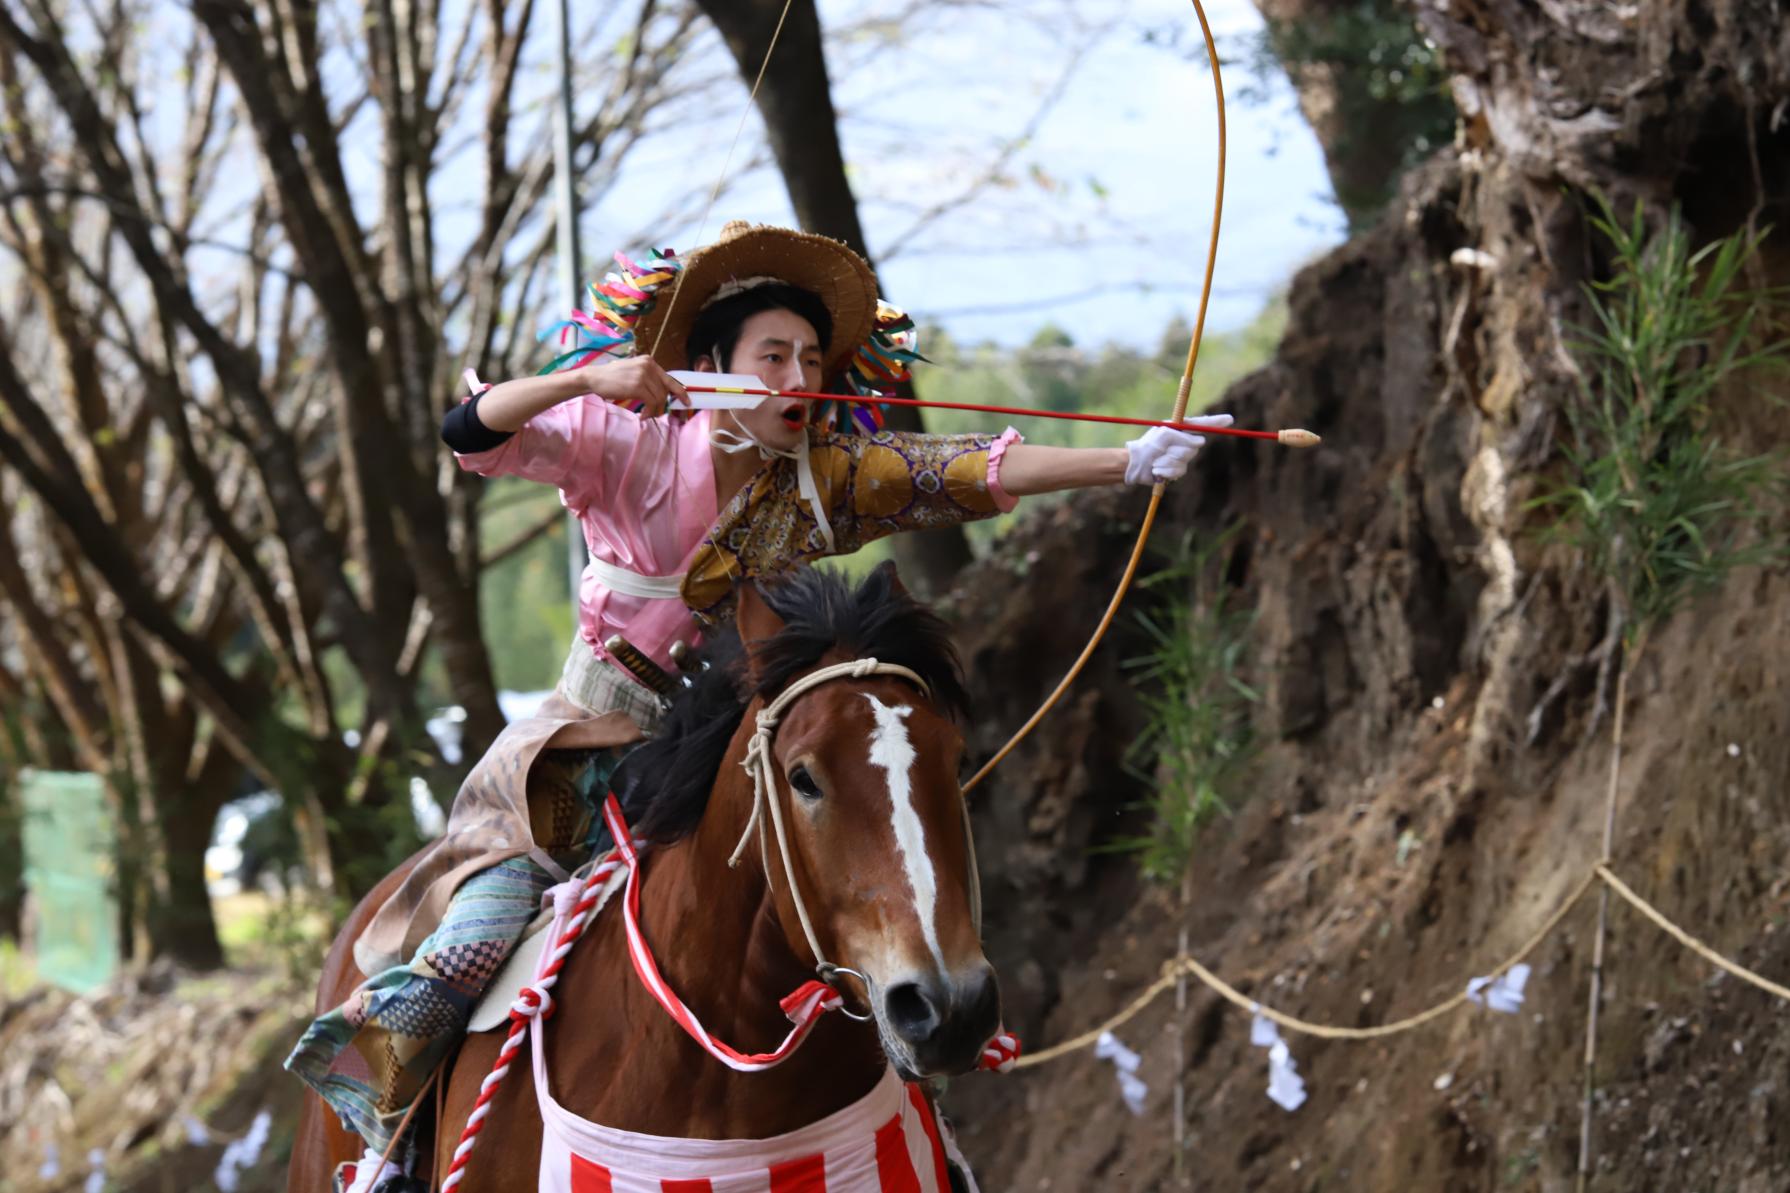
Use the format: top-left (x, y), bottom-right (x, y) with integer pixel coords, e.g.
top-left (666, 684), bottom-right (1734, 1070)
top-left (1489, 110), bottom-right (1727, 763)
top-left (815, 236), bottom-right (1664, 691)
top-left (683, 385), bottom-right (1281, 441)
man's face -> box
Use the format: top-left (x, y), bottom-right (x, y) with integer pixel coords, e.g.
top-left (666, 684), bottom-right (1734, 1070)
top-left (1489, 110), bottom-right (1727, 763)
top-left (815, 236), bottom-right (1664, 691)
top-left (696, 306), bottom-right (825, 453)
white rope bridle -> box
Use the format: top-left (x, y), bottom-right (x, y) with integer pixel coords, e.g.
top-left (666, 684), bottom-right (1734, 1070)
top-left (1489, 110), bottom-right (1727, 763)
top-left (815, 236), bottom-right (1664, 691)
top-left (727, 657), bottom-right (968, 999)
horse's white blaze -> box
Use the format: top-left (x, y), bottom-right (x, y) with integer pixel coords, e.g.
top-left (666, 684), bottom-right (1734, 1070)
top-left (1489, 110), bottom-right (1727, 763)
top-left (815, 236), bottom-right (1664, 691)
top-left (864, 695), bottom-right (946, 971)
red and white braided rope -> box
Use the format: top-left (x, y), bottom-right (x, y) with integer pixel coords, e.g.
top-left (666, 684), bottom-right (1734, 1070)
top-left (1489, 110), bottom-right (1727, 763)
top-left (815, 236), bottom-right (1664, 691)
top-left (438, 842), bottom-right (627, 1191)
top-left (981, 1030), bottom-right (1022, 1072)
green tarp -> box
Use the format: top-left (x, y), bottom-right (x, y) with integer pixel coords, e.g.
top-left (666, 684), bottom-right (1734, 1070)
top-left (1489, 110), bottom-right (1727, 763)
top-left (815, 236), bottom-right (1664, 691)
top-left (19, 769), bottom-right (117, 993)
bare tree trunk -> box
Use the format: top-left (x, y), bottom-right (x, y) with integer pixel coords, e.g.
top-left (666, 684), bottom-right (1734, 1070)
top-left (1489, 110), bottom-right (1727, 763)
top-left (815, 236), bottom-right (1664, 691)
top-left (693, 0), bottom-right (865, 262)
top-left (149, 777), bottom-right (229, 971)
top-left (1249, 0), bottom-right (1455, 226)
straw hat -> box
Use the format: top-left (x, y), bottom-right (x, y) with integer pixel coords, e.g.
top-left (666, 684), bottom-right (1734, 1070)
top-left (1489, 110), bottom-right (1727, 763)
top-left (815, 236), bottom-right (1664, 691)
top-left (631, 220), bottom-right (878, 378)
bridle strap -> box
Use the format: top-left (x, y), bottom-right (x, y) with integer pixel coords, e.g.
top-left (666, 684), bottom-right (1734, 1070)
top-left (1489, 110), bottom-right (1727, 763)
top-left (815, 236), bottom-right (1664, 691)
top-left (728, 658), bottom-right (936, 976)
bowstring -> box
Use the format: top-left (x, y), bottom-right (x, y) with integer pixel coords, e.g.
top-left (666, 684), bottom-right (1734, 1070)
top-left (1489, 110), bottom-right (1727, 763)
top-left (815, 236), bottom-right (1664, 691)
top-left (652, 0), bottom-right (795, 551)
top-left (647, 0), bottom-right (797, 365)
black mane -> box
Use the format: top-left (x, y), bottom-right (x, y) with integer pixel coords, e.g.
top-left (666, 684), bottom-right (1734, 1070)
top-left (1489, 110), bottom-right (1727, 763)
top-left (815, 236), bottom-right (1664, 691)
top-left (611, 563), bottom-right (969, 844)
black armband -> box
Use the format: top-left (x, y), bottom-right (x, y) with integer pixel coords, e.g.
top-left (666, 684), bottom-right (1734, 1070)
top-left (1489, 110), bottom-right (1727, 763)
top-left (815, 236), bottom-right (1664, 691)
top-left (441, 392), bottom-right (514, 453)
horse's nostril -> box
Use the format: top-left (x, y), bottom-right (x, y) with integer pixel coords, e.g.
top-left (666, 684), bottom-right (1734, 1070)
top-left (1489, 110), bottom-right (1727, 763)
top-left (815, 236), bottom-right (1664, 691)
top-left (884, 981), bottom-right (942, 1044)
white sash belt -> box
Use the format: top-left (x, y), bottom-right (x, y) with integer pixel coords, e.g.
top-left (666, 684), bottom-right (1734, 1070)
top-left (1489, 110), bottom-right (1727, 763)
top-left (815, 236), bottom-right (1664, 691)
top-left (588, 556), bottom-right (687, 600)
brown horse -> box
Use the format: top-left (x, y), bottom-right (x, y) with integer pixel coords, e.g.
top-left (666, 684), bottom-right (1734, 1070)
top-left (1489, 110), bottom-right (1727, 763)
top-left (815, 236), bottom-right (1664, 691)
top-left (291, 564), bottom-right (1001, 1190)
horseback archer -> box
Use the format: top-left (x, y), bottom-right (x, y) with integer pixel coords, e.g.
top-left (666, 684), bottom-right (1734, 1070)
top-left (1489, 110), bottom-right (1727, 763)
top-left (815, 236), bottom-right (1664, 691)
top-left (287, 220), bottom-right (1228, 1192)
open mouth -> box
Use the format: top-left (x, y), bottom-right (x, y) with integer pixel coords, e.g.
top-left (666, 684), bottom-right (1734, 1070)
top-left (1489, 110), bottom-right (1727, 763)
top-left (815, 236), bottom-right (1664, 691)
top-left (778, 402), bottom-right (806, 430)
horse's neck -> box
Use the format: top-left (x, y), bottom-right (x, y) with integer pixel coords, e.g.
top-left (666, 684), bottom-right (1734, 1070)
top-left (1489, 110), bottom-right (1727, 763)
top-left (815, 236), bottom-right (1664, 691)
top-left (549, 750), bottom-right (885, 1138)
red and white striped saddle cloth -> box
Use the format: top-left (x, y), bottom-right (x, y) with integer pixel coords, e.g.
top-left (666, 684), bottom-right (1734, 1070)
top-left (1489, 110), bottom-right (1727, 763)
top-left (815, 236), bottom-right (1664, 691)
top-left (532, 1045), bottom-right (976, 1193)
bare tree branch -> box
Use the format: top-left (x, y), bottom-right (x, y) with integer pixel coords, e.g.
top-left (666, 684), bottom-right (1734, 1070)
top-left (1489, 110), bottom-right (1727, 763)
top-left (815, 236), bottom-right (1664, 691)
top-left (875, 38), bottom-right (1092, 263)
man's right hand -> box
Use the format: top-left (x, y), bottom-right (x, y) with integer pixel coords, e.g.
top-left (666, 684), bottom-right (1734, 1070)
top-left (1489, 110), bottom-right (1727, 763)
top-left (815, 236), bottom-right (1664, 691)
top-left (581, 356), bottom-right (689, 418)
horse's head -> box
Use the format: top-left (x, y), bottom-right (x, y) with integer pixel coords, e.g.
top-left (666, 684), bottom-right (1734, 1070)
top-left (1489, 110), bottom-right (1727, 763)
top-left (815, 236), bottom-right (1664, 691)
top-left (732, 565), bottom-right (1000, 1081)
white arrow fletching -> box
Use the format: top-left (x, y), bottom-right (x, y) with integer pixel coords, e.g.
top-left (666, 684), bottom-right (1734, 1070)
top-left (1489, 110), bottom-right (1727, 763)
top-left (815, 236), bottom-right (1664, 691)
top-left (669, 371), bottom-right (773, 409)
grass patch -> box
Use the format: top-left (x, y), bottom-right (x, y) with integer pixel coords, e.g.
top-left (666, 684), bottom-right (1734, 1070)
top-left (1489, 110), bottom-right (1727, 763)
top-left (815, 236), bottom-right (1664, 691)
top-left (1102, 528), bottom-right (1259, 884)
top-left (1532, 196), bottom-right (1788, 634)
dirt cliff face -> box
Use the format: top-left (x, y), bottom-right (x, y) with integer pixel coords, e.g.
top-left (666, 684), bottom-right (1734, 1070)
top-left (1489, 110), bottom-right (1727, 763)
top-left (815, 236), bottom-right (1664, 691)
top-left (940, 6), bottom-right (1790, 1189)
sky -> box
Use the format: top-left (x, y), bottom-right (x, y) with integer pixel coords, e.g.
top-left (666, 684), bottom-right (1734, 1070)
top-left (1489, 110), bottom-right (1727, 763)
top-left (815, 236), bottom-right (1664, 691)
top-left (14, 0), bottom-right (1346, 361)
top-left (583, 0), bottom-right (1347, 350)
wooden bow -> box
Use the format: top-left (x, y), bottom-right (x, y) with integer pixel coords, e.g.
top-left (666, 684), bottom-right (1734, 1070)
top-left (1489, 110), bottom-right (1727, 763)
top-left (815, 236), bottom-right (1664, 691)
top-left (964, 0), bottom-right (1236, 794)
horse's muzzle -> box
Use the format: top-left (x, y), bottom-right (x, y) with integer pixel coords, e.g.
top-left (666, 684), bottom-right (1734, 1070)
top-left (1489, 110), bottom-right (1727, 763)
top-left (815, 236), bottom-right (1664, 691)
top-left (882, 964), bottom-right (1002, 1075)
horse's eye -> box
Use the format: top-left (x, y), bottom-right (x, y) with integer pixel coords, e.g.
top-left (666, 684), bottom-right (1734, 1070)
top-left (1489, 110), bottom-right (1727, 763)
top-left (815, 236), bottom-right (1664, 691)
top-left (788, 765), bottom-right (823, 800)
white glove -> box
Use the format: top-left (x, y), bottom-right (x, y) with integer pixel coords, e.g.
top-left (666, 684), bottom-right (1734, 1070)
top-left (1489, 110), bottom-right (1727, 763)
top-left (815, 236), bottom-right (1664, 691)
top-left (1123, 414), bottom-right (1233, 485)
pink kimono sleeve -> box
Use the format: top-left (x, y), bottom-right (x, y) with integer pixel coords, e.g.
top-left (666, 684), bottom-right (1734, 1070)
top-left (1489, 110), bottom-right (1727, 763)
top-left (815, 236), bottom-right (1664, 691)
top-left (454, 394), bottom-right (631, 515)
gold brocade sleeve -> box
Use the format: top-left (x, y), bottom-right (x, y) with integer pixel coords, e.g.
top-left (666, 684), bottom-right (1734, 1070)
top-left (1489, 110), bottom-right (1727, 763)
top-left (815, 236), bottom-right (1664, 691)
top-left (680, 429), bottom-right (1008, 621)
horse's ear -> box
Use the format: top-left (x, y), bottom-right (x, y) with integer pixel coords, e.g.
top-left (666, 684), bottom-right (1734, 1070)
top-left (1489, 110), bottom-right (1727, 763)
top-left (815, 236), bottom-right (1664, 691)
top-left (872, 559), bottom-right (909, 599)
top-left (735, 581), bottom-right (785, 654)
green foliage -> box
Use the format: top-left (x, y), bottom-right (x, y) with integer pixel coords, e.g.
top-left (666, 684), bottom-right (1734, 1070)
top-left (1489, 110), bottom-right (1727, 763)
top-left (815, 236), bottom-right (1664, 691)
top-left (1102, 528), bottom-right (1259, 884)
top-left (478, 477), bottom-right (578, 694)
top-left (1242, 0), bottom-right (1455, 225)
top-left (1260, 0), bottom-right (1448, 110)
top-left (235, 796), bottom-right (302, 892)
top-left (1018, 324), bottom-right (1083, 412)
top-left (1532, 197), bottom-right (1789, 639)
top-left (317, 646), bottom-right (367, 734)
top-left (817, 537), bottom-right (897, 584)
top-left (328, 759), bottom-right (436, 901)
top-left (0, 936), bottom-right (36, 998)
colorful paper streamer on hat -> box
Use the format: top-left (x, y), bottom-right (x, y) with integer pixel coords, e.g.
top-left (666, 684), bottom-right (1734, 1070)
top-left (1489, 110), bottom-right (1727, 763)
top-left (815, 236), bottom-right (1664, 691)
top-left (819, 301), bottom-right (929, 435)
top-left (535, 249), bottom-right (684, 384)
